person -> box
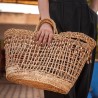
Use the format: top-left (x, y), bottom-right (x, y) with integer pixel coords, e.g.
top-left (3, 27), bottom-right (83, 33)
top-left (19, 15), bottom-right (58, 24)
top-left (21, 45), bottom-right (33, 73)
top-left (35, 0), bottom-right (97, 98)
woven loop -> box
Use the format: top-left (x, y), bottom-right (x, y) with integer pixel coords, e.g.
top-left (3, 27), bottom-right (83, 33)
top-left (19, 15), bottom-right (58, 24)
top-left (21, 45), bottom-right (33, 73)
top-left (34, 18), bottom-right (58, 34)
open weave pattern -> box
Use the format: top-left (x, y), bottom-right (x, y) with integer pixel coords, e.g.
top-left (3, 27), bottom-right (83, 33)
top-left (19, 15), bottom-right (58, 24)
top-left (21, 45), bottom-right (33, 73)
top-left (4, 28), bottom-right (96, 94)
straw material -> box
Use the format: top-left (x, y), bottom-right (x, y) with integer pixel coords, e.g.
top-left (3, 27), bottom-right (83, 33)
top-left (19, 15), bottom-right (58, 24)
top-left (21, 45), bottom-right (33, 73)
top-left (4, 18), bottom-right (96, 94)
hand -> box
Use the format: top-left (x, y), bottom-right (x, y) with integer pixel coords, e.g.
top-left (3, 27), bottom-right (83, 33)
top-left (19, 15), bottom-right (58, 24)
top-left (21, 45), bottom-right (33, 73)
top-left (35, 23), bottom-right (54, 46)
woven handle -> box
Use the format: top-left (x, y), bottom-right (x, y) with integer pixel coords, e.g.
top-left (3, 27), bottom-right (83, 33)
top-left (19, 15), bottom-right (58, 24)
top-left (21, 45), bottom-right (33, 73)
top-left (34, 18), bottom-right (58, 34)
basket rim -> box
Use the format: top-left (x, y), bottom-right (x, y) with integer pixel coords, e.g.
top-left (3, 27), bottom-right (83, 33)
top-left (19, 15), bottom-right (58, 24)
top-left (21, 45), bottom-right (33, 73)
top-left (4, 28), bottom-right (96, 49)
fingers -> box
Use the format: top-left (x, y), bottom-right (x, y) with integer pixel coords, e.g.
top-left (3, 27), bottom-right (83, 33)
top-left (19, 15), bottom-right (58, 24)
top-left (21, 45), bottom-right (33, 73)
top-left (35, 30), bottom-right (53, 46)
top-left (48, 33), bottom-right (53, 46)
top-left (42, 32), bottom-right (49, 46)
top-left (37, 31), bottom-right (45, 45)
top-left (34, 30), bottom-right (41, 41)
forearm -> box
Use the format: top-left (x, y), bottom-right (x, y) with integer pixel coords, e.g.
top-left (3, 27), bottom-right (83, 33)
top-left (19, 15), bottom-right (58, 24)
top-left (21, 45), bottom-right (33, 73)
top-left (38, 0), bottom-right (50, 19)
top-left (90, 0), bottom-right (98, 13)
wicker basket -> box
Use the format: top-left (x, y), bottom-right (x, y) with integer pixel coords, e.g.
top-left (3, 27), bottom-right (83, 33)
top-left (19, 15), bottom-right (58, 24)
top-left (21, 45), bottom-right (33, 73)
top-left (4, 18), bottom-right (96, 94)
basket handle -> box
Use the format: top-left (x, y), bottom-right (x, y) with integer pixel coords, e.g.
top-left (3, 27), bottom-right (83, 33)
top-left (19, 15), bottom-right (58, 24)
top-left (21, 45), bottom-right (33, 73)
top-left (34, 18), bottom-right (58, 34)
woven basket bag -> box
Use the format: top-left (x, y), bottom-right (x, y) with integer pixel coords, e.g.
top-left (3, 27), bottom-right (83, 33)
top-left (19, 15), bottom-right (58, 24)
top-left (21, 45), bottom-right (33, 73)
top-left (4, 18), bottom-right (96, 94)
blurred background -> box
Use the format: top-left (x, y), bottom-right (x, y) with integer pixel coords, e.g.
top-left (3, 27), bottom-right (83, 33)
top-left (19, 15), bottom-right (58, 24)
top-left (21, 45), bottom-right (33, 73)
top-left (0, 0), bottom-right (98, 98)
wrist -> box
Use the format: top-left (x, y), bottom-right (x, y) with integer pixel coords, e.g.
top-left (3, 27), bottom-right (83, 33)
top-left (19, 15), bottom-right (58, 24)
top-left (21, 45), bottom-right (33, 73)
top-left (40, 15), bottom-right (50, 20)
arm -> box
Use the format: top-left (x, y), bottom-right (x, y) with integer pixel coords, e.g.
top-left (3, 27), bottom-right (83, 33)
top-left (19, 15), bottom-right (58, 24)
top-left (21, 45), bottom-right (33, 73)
top-left (90, 0), bottom-right (98, 13)
top-left (35, 0), bottom-right (53, 46)
top-left (38, 0), bottom-right (50, 19)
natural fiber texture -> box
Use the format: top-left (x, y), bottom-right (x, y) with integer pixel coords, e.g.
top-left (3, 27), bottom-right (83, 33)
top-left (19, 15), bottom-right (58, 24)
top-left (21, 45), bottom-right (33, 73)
top-left (4, 18), bottom-right (96, 94)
